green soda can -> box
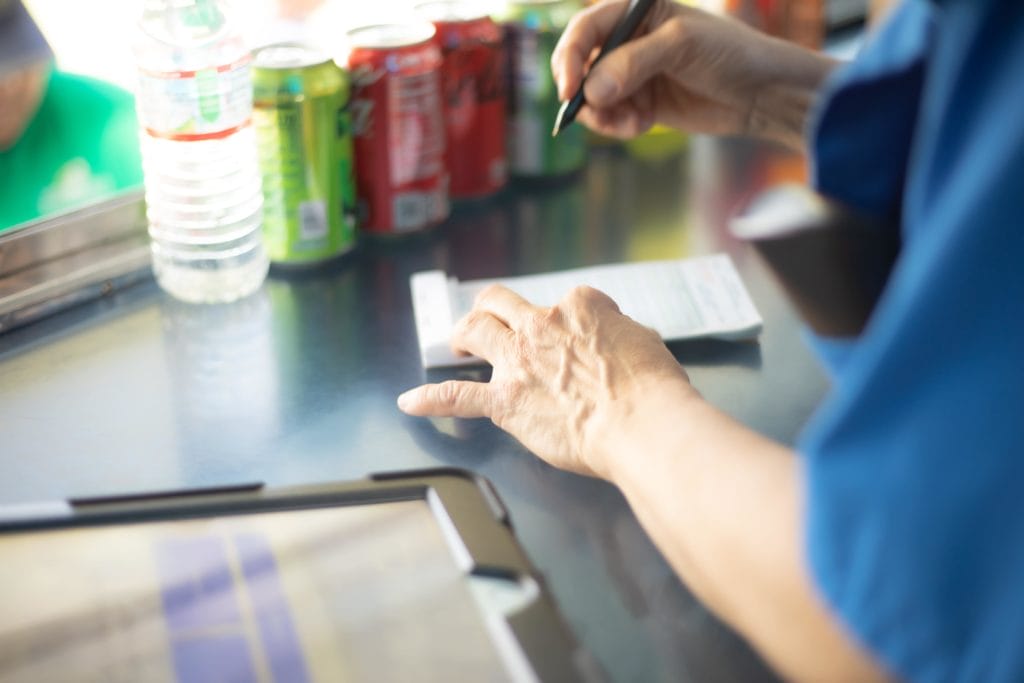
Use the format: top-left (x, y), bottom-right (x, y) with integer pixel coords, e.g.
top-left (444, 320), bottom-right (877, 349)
top-left (253, 44), bottom-right (357, 266)
top-left (499, 0), bottom-right (586, 178)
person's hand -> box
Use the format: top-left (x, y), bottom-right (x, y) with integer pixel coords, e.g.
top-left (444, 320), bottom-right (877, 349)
top-left (397, 284), bottom-right (697, 480)
top-left (551, 0), bottom-right (838, 149)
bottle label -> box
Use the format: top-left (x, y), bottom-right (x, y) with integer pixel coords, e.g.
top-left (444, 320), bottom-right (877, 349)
top-left (137, 56), bottom-right (253, 141)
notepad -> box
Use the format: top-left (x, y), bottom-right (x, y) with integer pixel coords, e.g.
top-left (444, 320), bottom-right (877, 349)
top-left (410, 253), bottom-right (763, 368)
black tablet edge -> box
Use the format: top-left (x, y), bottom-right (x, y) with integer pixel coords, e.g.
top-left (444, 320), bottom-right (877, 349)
top-left (0, 467), bottom-right (600, 682)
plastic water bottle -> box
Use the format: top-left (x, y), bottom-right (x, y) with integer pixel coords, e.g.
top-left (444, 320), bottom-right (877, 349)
top-left (133, 0), bottom-right (268, 303)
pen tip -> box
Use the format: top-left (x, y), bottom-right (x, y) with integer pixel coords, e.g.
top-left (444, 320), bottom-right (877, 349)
top-left (552, 100), bottom-right (570, 137)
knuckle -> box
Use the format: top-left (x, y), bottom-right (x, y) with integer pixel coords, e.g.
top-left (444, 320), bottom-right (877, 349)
top-left (664, 17), bottom-right (692, 61)
top-left (555, 291), bottom-right (583, 320)
top-left (543, 305), bottom-right (564, 325)
top-left (523, 312), bottom-right (550, 339)
top-left (598, 291), bottom-right (621, 312)
top-left (459, 309), bottom-right (487, 331)
top-left (564, 285), bottom-right (590, 304)
top-left (567, 285), bottom-right (608, 307)
top-left (473, 283), bottom-right (504, 307)
top-left (509, 331), bottom-right (535, 362)
top-left (665, 15), bottom-right (688, 42)
top-left (435, 381), bottom-right (462, 409)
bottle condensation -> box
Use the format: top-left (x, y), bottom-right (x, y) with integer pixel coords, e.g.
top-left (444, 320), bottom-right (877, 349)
top-left (134, 0), bottom-right (268, 303)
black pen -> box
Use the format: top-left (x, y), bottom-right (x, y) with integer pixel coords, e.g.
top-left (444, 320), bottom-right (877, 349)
top-left (552, 0), bottom-right (657, 137)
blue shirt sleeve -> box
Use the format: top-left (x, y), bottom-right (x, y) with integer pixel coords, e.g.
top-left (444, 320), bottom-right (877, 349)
top-left (800, 1), bottom-right (1024, 681)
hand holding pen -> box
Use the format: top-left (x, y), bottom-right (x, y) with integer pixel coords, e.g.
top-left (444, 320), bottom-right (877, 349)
top-left (553, 0), bottom-right (656, 135)
top-left (549, 0), bottom-right (839, 150)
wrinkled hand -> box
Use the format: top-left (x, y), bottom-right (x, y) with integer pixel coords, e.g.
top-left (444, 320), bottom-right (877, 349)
top-left (551, 0), bottom-right (836, 148)
top-left (398, 284), bottom-right (694, 479)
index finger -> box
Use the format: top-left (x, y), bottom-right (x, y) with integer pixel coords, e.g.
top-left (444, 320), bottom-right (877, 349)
top-left (398, 380), bottom-right (491, 418)
top-left (472, 284), bottom-right (539, 331)
top-left (552, 0), bottom-right (630, 101)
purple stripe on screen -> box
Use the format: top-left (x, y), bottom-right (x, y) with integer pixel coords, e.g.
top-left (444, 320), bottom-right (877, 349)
top-left (155, 535), bottom-right (258, 683)
top-left (234, 532), bottom-right (311, 683)
top-left (170, 634), bottom-right (259, 683)
top-left (156, 535), bottom-right (242, 631)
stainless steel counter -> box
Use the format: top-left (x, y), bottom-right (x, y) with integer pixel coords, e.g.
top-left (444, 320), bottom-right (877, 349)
top-left (0, 136), bottom-right (827, 682)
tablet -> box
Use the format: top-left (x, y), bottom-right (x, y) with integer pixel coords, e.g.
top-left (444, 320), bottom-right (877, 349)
top-left (0, 469), bottom-right (595, 682)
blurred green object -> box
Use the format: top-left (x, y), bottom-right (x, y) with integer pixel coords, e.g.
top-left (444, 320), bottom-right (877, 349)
top-left (0, 68), bottom-right (143, 232)
top-left (498, 0), bottom-right (587, 178)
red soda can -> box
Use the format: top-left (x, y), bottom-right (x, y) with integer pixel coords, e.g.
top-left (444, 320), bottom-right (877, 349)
top-left (416, 1), bottom-right (507, 199)
top-left (345, 23), bottom-right (449, 235)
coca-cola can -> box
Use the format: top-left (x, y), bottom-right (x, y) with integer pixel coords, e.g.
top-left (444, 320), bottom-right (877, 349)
top-left (345, 23), bottom-right (449, 235)
top-left (416, 1), bottom-right (507, 199)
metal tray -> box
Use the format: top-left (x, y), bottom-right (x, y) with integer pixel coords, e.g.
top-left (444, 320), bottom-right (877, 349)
top-left (0, 190), bottom-right (151, 334)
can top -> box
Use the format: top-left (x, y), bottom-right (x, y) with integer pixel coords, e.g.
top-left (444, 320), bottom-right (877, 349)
top-left (254, 43), bottom-right (330, 69)
top-left (346, 22), bottom-right (437, 50)
top-left (497, 0), bottom-right (575, 31)
top-left (414, 0), bottom-right (489, 23)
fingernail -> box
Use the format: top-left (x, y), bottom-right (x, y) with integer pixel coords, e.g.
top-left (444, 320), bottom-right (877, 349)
top-left (586, 72), bottom-right (618, 104)
top-left (556, 79), bottom-right (568, 101)
top-left (555, 72), bottom-right (571, 101)
top-left (397, 390), bottom-right (413, 411)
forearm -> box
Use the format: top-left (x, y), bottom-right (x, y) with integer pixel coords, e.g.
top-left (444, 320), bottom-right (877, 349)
top-left (598, 379), bottom-right (885, 681)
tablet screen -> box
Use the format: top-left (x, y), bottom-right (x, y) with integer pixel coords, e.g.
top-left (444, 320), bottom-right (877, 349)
top-left (0, 500), bottom-right (514, 682)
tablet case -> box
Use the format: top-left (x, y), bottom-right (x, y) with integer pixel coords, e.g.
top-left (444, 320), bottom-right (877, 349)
top-left (0, 468), bottom-right (602, 683)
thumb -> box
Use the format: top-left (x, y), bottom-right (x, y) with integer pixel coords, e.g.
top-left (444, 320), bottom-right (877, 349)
top-left (583, 20), bottom-right (680, 108)
top-left (397, 381), bottom-right (491, 419)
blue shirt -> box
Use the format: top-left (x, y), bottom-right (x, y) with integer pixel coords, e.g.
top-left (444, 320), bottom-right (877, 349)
top-left (799, 1), bottom-right (1024, 681)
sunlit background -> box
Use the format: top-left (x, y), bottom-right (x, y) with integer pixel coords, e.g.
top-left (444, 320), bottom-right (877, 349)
top-left (23, 0), bottom-right (860, 92)
top-left (23, 0), bottom-right (503, 91)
